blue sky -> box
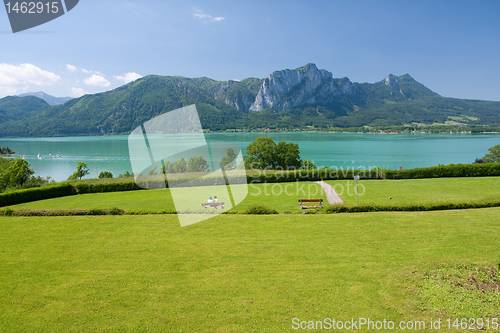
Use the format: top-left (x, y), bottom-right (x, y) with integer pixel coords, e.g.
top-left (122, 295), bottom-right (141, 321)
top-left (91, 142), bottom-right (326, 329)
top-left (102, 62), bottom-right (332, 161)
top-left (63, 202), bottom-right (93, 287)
top-left (1, 0), bottom-right (499, 101)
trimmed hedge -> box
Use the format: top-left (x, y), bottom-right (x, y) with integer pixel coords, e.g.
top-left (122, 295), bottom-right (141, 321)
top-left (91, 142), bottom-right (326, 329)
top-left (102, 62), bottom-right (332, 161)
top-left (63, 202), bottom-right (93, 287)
top-left (3, 200), bottom-right (500, 216)
top-left (384, 163), bottom-right (500, 179)
top-left (74, 181), bottom-right (142, 194)
top-left (0, 183), bottom-right (74, 207)
top-left (246, 168), bottom-right (380, 184)
top-left (2, 208), bottom-right (126, 216)
top-left (70, 163), bottom-right (500, 195)
top-left (319, 200), bottom-right (500, 214)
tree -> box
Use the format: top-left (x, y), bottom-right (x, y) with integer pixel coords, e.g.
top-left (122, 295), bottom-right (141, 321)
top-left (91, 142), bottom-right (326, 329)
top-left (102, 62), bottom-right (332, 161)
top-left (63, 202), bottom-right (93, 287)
top-left (244, 137), bottom-right (277, 169)
top-left (171, 157), bottom-right (187, 173)
top-left (244, 137), bottom-right (302, 170)
top-left (220, 148), bottom-right (237, 170)
top-left (98, 171), bottom-right (113, 178)
top-left (301, 159), bottom-right (316, 170)
top-left (70, 162), bottom-right (90, 180)
top-left (187, 156), bottom-right (209, 172)
top-left (5, 158), bottom-right (34, 187)
top-left (274, 141), bottom-right (302, 169)
top-left (118, 171), bottom-right (133, 178)
top-left (482, 144), bottom-right (500, 163)
top-left (162, 161), bottom-right (172, 174)
top-left (0, 147), bottom-right (15, 155)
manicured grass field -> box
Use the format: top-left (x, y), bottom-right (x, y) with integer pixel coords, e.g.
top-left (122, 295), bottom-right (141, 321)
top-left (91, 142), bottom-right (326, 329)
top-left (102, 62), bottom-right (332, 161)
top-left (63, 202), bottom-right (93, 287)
top-left (1, 209), bottom-right (500, 332)
top-left (9, 187), bottom-right (176, 213)
top-left (8, 182), bottom-right (328, 213)
top-left (326, 176), bottom-right (500, 206)
top-left (9, 177), bottom-right (500, 214)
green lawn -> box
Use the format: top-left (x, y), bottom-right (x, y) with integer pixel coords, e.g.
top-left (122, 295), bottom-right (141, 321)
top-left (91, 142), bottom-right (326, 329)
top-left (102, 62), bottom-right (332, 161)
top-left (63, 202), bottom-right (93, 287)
top-left (9, 182), bottom-right (328, 213)
top-left (1, 209), bottom-right (500, 332)
top-left (9, 187), bottom-right (176, 213)
top-left (9, 177), bottom-right (500, 214)
top-left (326, 176), bottom-right (500, 205)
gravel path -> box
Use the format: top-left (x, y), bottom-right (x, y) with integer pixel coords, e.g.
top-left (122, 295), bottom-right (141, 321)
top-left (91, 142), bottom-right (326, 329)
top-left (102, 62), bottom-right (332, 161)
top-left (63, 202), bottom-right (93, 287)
top-left (315, 181), bottom-right (344, 205)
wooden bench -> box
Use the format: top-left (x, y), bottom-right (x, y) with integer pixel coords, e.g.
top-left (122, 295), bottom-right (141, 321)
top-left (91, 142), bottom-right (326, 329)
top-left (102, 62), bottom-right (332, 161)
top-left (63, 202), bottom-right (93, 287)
top-left (298, 199), bottom-right (323, 209)
top-left (202, 202), bottom-right (225, 209)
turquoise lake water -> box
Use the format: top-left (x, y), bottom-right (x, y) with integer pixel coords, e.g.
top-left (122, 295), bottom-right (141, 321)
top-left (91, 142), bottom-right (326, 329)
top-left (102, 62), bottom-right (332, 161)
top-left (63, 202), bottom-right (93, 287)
top-left (0, 132), bottom-right (499, 182)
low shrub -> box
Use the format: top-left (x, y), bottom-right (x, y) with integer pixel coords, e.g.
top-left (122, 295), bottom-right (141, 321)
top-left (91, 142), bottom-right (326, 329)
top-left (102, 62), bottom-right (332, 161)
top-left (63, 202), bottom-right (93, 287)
top-left (88, 208), bottom-right (106, 215)
top-left (2, 207), bottom-right (14, 216)
top-left (245, 205), bottom-right (278, 215)
top-left (126, 210), bottom-right (176, 215)
top-left (320, 200), bottom-right (500, 214)
top-left (108, 207), bottom-right (124, 215)
top-left (6, 208), bottom-right (127, 217)
top-left (12, 209), bottom-right (88, 216)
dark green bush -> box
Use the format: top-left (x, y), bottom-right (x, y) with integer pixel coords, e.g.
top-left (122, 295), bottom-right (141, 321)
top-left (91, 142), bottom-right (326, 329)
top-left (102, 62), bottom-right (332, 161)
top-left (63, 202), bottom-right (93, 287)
top-left (2, 207), bottom-right (14, 216)
top-left (88, 208), bottom-right (106, 215)
top-left (108, 207), bottom-right (124, 215)
top-left (0, 183), bottom-right (74, 207)
top-left (245, 205), bottom-right (278, 214)
top-left (74, 181), bottom-right (142, 194)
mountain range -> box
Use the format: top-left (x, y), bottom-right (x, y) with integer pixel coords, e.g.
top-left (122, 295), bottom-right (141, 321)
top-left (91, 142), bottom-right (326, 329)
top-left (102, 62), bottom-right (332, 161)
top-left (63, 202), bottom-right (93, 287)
top-left (0, 63), bottom-right (499, 137)
top-left (18, 92), bottom-right (72, 106)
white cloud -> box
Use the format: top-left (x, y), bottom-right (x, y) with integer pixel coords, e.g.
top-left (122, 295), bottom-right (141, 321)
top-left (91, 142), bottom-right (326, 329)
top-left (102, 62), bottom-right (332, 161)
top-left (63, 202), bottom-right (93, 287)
top-left (70, 87), bottom-right (88, 97)
top-left (194, 13), bottom-right (211, 19)
top-left (193, 10), bottom-right (224, 22)
top-left (66, 64), bottom-right (77, 72)
top-left (81, 68), bottom-right (104, 76)
top-left (83, 74), bottom-right (111, 87)
top-left (114, 72), bottom-right (143, 85)
top-left (0, 63), bottom-right (60, 86)
top-left (0, 63), bottom-right (61, 96)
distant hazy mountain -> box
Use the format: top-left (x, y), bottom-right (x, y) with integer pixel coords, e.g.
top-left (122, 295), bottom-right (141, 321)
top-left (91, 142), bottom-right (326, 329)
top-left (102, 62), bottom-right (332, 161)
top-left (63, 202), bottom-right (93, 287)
top-left (18, 92), bottom-right (72, 106)
top-left (0, 64), bottom-right (499, 137)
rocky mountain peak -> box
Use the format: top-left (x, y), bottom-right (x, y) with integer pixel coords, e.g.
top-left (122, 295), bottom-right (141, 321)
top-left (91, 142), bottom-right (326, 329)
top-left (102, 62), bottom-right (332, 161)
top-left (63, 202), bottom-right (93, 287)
top-left (384, 74), bottom-right (399, 87)
top-left (249, 63), bottom-right (355, 112)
